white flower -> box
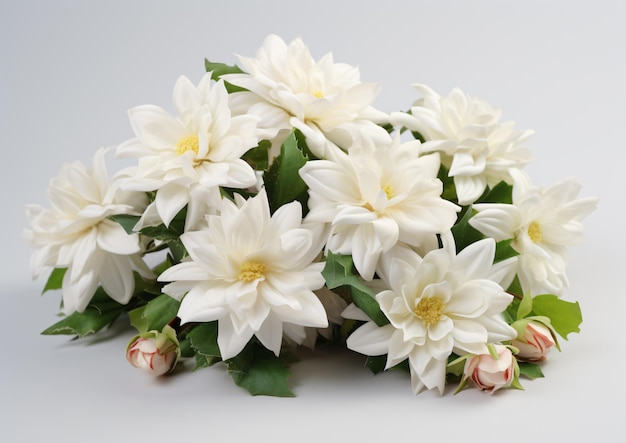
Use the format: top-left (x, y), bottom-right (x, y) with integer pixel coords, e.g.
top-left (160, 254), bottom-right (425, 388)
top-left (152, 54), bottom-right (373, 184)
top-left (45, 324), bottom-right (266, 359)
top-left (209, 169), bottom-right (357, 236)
top-left (158, 189), bottom-right (328, 360)
top-left (24, 148), bottom-right (153, 314)
top-left (345, 239), bottom-right (517, 395)
top-left (390, 84), bottom-right (533, 205)
top-left (299, 134), bottom-right (460, 280)
top-left (469, 170), bottom-right (598, 295)
top-left (116, 73), bottom-right (260, 229)
top-left (223, 34), bottom-right (389, 159)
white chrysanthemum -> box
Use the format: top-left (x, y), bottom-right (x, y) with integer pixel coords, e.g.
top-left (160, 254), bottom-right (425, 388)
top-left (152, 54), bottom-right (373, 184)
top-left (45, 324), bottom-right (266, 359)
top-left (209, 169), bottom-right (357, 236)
top-left (299, 134), bottom-right (460, 280)
top-left (390, 84), bottom-right (533, 205)
top-left (158, 189), bottom-right (328, 360)
top-left (345, 239), bottom-right (517, 395)
top-left (469, 170), bottom-right (598, 295)
top-left (24, 148), bottom-right (153, 314)
top-left (116, 73), bottom-right (260, 229)
top-left (223, 34), bottom-right (389, 159)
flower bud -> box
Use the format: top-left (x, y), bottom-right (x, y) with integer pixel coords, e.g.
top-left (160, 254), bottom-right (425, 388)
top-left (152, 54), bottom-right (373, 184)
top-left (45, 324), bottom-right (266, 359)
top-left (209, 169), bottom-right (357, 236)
top-left (512, 321), bottom-right (556, 362)
top-left (126, 325), bottom-right (180, 376)
top-left (464, 345), bottom-right (515, 394)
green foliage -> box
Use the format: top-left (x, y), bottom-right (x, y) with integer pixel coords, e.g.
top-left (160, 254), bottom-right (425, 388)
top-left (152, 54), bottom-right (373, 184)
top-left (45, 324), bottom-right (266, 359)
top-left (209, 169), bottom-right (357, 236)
top-left (494, 239), bottom-right (519, 263)
top-left (322, 251), bottom-right (389, 327)
top-left (531, 294), bottom-right (582, 339)
top-left (437, 164), bottom-right (457, 202)
top-left (242, 139), bottom-right (271, 171)
top-left (108, 214), bottom-right (141, 234)
top-left (129, 293), bottom-right (180, 334)
top-left (204, 59), bottom-right (246, 93)
top-left (264, 130), bottom-right (310, 213)
top-left (225, 341), bottom-right (295, 397)
top-left (518, 362), bottom-right (545, 380)
top-left (42, 268), bottom-right (66, 293)
top-left (139, 207), bottom-right (188, 263)
top-left (188, 322), bottom-right (221, 369)
top-left (365, 355), bottom-right (387, 374)
top-left (478, 181), bottom-right (513, 205)
top-left (41, 287), bottom-right (126, 337)
top-left (450, 207), bottom-right (483, 253)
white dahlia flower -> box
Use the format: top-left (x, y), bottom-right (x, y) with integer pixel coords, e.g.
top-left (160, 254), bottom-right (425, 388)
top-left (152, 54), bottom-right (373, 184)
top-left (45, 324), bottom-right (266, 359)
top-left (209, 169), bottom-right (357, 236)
top-left (24, 148), bottom-right (153, 314)
top-left (158, 189), bottom-right (328, 360)
top-left (469, 170), bottom-right (598, 295)
top-left (390, 84), bottom-right (533, 205)
top-left (345, 238), bottom-right (517, 395)
top-left (116, 73), bottom-right (260, 230)
top-left (299, 134), bottom-right (460, 281)
top-left (223, 34), bottom-right (389, 159)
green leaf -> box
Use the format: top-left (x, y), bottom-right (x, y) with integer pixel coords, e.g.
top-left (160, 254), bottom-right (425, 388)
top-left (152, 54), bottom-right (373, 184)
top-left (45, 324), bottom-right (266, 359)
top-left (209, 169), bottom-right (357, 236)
top-left (188, 322), bottom-right (221, 367)
top-left (322, 252), bottom-right (388, 327)
top-left (517, 292), bottom-right (533, 320)
top-left (477, 181), bottom-right (513, 204)
top-left (531, 294), bottom-right (583, 339)
top-left (108, 214), bottom-right (140, 234)
top-left (41, 287), bottom-right (126, 337)
top-left (204, 59), bottom-right (246, 93)
top-left (494, 239), bottom-right (519, 263)
top-left (263, 130), bottom-right (310, 213)
top-left (437, 164), bottom-right (457, 203)
top-left (42, 268), bottom-right (66, 293)
top-left (129, 293), bottom-right (180, 334)
top-left (365, 355), bottom-right (387, 374)
top-left (242, 139), bottom-right (271, 171)
top-left (450, 207), bottom-right (484, 253)
top-left (225, 341), bottom-right (295, 397)
top-left (518, 362), bottom-right (545, 379)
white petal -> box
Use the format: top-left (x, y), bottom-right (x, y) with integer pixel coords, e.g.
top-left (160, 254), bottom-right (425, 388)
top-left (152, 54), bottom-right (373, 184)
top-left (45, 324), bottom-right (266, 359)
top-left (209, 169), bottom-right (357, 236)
top-left (346, 322), bottom-right (394, 356)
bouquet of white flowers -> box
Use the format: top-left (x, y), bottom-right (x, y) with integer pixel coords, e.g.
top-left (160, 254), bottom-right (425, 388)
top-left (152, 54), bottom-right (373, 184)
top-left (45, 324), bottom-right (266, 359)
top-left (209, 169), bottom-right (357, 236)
top-left (24, 34), bottom-right (597, 397)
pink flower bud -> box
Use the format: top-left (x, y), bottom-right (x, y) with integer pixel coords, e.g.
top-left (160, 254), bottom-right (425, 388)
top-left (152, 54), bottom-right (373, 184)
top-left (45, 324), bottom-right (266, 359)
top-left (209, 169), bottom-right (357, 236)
top-left (126, 327), bottom-right (179, 376)
top-left (464, 345), bottom-right (514, 394)
top-left (512, 321), bottom-right (556, 362)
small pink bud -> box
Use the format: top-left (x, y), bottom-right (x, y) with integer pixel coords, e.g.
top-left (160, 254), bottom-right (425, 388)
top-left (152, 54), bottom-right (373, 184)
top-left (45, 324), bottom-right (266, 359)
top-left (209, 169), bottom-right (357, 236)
top-left (126, 326), bottom-right (179, 376)
top-left (512, 321), bottom-right (556, 362)
top-left (464, 345), bottom-right (514, 394)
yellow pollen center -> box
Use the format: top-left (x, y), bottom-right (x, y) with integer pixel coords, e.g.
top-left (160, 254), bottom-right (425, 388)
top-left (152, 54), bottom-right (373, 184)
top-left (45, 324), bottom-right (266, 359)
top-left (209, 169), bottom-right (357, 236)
top-left (383, 184), bottom-right (394, 200)
top-left (176, 135), bottom-right (200, 156)
top-left (528, 221), bottom-right (543, 243)
top-left (415, 297), bottom-right (444, 326)
top-left (312, 91), bottom-right (324, 98)
top-left (239, 262), bottom-right (267, 282)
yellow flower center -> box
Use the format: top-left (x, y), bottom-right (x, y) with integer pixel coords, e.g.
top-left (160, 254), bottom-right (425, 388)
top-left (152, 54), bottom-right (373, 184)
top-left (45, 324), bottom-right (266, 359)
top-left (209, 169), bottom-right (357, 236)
top-left (383, 184), bottom-right (394, 200)
top-left (415, 297), bottom-right (444, 326)
top-left (312, 91), bottom-right (324, 98)
top-left (176, 135), bottom-right (200, 156)
top-left (239, 262), bottom-right (267, 282)
top-left (528, 221), bottom-right (543, 243)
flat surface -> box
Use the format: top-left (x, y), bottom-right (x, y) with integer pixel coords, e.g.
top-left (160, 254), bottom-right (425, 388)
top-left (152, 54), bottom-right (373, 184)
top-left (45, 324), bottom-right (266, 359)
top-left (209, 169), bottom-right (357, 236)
top-left (2, 1), bottom-right (624, 441)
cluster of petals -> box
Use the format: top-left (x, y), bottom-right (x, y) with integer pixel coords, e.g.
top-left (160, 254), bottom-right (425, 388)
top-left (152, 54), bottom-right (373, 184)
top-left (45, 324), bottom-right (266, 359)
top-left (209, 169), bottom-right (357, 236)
top-left (24, 148), bottom-right (152, 313)
top-left (390, 84), bottom-right (533, 205)
top-left (345, 238), bottom-right (517, 395)
top-left (223, 34), bottom-right (389, 159)
top-left (158, 189), bottom-right (329, 360)
top-left (469, 169), bottom-right (598, 295)
top-left (116, 73), bottom-right (261, 230)
top-left (300, 134), bottom-right (460, 280)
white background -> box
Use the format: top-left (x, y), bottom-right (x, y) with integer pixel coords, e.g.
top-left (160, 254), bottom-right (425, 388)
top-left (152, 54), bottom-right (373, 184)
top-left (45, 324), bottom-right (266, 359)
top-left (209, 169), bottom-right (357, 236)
top-left (1, 1), bottom-right (624, 441)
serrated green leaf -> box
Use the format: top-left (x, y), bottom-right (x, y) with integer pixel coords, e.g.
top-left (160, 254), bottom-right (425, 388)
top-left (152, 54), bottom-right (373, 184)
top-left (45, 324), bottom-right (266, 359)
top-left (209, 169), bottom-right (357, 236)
top-left (225, 342), bottom-right (294, 397)
top-left (204, 59), bottom-right (244, 77)
top-left (517, 362), bottom-right (545, 379)
top-left (188, 322), bottom-right (221, 362)
top-left (42, 268), bottom-right (66, 293)
top-left (531, 294), bottom-right (583, 339)
top-left (41, 288), bottom-right (126, 337)
top-left (263, 130), bottom-right (310, 213)
top-left (322, 252), bottom-right (388, 327)
top-left (108, 214), bottom-right (140, 234)
top-left (242, 139), bottom-right (271, 171)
